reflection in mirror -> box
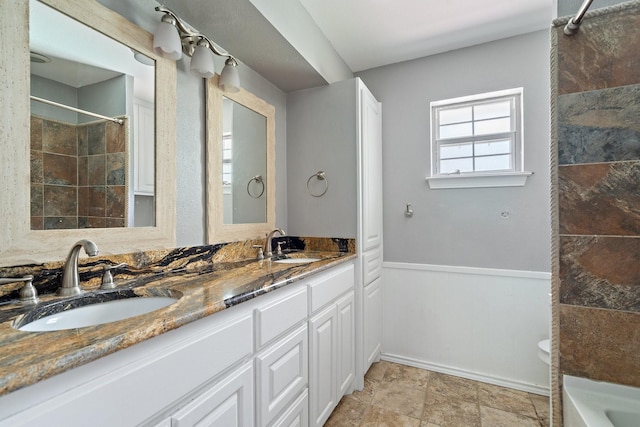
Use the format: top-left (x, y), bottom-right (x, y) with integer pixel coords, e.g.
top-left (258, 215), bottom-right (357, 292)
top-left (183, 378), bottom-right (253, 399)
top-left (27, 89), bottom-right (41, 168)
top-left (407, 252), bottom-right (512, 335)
top-left (29, 0), bottom-right (155, 230)
top-left (222, 97), bottom-right (267, 224)
top-left (206, 75), bottom-right (275, 243)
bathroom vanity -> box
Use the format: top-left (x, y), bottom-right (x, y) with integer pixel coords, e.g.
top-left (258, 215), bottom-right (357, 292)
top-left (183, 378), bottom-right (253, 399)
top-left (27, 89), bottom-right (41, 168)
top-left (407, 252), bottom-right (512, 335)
top-left (0, 250), bottom-right (356, 427)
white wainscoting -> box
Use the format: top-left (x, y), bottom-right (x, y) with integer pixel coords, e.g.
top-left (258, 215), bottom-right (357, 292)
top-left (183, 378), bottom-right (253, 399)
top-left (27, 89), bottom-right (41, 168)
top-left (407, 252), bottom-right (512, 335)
top-left (381, 262), bottom-right (550, 395)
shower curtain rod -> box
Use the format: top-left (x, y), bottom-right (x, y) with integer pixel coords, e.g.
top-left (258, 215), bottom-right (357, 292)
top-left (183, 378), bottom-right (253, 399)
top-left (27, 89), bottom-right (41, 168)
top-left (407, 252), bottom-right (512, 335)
top-left (564, 0), bottom-right (594, 35)
top-left (30, 95), bottom-right (124, 125)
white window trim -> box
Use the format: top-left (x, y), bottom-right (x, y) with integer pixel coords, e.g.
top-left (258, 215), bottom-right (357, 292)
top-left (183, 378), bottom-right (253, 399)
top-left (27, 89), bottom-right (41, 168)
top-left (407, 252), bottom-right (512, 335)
top-left (426, 88), bottom-right (532, 189)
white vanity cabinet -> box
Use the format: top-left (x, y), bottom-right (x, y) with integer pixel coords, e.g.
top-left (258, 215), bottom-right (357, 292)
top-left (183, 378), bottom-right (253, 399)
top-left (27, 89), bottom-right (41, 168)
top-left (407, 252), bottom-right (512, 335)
top-left (0, 261), bottom-right (355, 427)
top-left (287, 78), bottom-right (383, 387)
top-left (308, 263), bottom-right (356, 427)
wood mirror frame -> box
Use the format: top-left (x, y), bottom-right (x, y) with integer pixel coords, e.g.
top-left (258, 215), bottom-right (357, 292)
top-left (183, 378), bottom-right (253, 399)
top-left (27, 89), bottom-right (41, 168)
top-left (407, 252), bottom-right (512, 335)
top-left (0, 0), bottom-right (176, 266)
top-left (206, 75), bottom-right (275, 243)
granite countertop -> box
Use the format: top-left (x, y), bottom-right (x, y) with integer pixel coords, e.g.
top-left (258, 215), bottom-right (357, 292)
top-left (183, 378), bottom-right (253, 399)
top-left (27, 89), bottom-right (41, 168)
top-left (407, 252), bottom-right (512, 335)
top-left (0, 246), bottom-right (355, 397)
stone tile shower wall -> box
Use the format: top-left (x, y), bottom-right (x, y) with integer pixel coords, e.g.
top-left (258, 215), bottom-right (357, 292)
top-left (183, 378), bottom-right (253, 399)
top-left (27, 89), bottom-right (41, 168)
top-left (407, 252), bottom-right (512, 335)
top-left (554, 1), bottom-right (640, 392)
top-left (30, 116), bottom-right (128, 229)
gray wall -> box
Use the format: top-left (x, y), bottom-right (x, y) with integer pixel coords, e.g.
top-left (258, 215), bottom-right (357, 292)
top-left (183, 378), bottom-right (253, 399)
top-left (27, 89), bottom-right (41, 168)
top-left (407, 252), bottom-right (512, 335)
top-left (31, 74), bottom-right (128, 125)
top-left (31, 75), bottom-right (78, 123)
top-left (286, 79), bottom-right (358, 238)
top-left (357, 30), bottom-right (551, 272)
top-left (558, 0), bottom-right (628, 17)
top-left (99, 0), bottom-right (288, 247)
top-left (78, 75), bottom-right (127, 123)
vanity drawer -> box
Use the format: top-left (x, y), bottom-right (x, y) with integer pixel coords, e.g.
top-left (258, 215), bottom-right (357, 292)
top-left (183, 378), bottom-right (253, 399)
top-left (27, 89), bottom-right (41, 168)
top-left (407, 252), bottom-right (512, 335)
top-left (255, 285), bottom-right (307, 349)
top-left (363, 247), bottom-right (382, 285)
top-left (308, 262), bottom-right (354, 313)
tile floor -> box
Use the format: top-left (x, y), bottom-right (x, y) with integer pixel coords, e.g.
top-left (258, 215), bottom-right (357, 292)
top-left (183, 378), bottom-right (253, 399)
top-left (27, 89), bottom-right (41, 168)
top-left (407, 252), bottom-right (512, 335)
top-left (325, 361), bottom-right (550, 427)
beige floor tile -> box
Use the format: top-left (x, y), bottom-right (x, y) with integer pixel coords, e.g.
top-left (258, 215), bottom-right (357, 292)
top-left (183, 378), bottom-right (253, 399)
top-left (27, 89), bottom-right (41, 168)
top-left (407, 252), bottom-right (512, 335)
top-left (382, 363), bottom-right (431, 390)
top-left (529, 393), bottom-right (550, 426)
top-left (480, 405), bottom-right (540, 427)
top-left (477, 383), bottom-right (538, 418)
top-left (348, 377), bottom-right (381, 405)
top-left (366, 360), bottom-right (392, 382)
top-left (325, 396), bottom-right (369, 427)
top-left (422, 396), bottom-right (481, 427)
top-left (372, 382), bottom-right (426, 419)
top-left (426, 372), bottom-right (478, 404)
top-left (361, 406), bottom-right (421, 427)
top-left (327, 362), bottom-right (549, 427)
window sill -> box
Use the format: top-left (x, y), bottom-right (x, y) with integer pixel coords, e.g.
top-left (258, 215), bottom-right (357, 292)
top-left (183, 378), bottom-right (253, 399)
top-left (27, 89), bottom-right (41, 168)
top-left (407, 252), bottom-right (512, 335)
top-left (425, 171), bottom-right (533, 189)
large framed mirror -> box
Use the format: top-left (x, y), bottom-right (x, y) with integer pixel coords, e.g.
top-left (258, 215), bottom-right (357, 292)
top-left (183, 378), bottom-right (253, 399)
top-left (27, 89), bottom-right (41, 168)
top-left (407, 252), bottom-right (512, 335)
top-left (0, 0), bottom-right (176, 266)
top-left (206, 75), bottom-right (275, 242)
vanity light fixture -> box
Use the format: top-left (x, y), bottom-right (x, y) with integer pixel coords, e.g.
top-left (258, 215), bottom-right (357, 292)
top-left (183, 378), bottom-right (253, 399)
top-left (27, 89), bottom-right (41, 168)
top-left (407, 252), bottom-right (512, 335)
top-left (153, 5), bottom-right (240, 92)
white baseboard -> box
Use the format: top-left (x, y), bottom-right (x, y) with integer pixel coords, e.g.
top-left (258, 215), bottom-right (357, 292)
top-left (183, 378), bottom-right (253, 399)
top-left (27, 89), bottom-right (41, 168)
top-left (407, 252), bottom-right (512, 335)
top-left (383, 261), bottom-right (551, 280)
top-left (381, 352), bottom-right (550, 397)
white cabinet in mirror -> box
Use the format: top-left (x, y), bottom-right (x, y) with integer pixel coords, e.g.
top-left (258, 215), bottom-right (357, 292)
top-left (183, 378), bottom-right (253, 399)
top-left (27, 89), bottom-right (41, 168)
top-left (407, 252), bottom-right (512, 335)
top-left (0, 0), bottom-right (176, 266)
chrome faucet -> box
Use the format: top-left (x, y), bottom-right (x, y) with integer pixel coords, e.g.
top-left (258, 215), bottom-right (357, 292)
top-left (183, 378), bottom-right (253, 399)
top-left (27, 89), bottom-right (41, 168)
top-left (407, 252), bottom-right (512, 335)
top-left (58, 240), bottom-right (99, 296)
top-left (264, 228), bottom-right (285, 257)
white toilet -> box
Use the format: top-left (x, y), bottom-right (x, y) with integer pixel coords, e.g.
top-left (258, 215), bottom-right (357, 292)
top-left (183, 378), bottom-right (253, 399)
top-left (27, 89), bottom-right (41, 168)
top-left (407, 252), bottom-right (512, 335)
top-left (537, 339), bottom-right (550, 365)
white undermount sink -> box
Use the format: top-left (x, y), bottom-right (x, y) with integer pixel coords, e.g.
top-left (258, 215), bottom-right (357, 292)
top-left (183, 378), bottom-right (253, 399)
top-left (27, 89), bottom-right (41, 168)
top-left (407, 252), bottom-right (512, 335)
top-left (16, 290), bottom-right (179, 332)
top-left (274, 257), bottom-right (321, 264)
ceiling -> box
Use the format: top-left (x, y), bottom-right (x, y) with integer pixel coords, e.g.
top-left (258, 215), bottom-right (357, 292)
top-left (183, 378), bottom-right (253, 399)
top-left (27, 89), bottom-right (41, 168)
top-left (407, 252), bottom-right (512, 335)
top-left (31, 0), bottom-right (155, 102)
top-left (298, 0), bottom-right (555, 72)
top-left (161, 0), bottom-right (555, 92)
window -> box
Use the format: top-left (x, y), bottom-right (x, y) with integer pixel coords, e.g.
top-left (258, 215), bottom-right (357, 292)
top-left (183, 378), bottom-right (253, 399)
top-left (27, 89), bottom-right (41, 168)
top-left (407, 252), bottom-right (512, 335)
top-left (427, 88), bottom-right (531, 189)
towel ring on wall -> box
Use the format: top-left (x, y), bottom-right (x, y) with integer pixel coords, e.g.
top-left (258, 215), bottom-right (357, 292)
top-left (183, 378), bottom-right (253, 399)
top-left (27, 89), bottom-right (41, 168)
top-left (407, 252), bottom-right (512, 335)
top-left (247, 175), bottom-right (265, 198)
top-left (306, 171), bottom-right (329, 197)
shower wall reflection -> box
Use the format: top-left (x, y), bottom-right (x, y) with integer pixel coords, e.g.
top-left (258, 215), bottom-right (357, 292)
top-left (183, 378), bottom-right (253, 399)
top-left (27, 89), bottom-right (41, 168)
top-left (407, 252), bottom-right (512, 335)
top-left (30, 115), bottom-right (128, 229)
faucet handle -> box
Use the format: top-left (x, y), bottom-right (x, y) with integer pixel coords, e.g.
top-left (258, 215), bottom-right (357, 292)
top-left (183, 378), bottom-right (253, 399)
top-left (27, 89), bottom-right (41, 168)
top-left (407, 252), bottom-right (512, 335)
top-left (0, 275), bottom-right (39, 305)
top-left (252, 245), bottom-right (264, 260)
top-left (19, 276), bottom-right (39, 305)
top-left (100, 263), bottom-right (127, 290)
top-left (276, 242), bottom-right (283, 255)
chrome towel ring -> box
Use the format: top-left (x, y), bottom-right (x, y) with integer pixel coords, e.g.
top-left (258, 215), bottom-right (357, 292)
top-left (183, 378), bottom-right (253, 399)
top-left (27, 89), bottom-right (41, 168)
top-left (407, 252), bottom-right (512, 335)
top-left (307, 171), bottom-right (329, 197)
top-left (247, 175), bottom-right (265, 198)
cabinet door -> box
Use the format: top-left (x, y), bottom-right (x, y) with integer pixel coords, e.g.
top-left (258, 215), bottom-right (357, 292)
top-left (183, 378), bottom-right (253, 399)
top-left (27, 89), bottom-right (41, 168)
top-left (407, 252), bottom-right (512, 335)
top-left (309, 305), bottom-right (337, 427)
top-left (256, 325), bottom-right (308, 427)
top-left (336, 291), bottom-right (355, 398)
top-left (171, 362), bottom-right (254, 427)
top-left (363, 277), bottom-right (382, 373)
top-left (359, 84), bottom-right (383, 252)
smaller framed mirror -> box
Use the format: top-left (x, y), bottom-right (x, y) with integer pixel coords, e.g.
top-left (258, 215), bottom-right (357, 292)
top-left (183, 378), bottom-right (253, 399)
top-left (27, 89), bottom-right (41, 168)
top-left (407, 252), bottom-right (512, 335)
top-left (206, 75), bottom-right (275, 242)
